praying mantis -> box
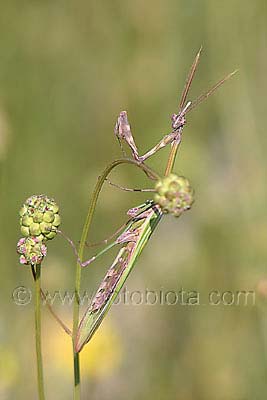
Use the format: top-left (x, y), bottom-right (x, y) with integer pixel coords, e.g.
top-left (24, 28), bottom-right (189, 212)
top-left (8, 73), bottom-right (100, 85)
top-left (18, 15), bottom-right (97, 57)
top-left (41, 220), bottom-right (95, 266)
top-left (72, 48), bottom-right (237, 352)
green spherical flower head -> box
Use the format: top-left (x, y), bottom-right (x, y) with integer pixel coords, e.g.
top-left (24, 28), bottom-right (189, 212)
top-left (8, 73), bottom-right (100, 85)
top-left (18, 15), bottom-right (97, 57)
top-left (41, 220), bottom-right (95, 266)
top-left (17, 237), bottom-right (47, 266)
top-left (154, 173), bottom-right (194, 217)
top-left (19, 194), bottom-right (61, 240)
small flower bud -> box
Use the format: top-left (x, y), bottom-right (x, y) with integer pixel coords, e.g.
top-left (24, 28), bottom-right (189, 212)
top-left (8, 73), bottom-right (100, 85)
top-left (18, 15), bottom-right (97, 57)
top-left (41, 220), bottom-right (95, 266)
top-left (33, 211), bottom-right (43, 223)
top-left (154, 173), bottom-right (194, 217)
top-left (40, 221), bottom-right (52, 234)
top-left (45, 231), bottom-right (57, 240)
top-left (43, 211), bottom-right (54, 223)
top-left (19, 205), bottom-right (27, 217)
top-left (53, 214), bottom-right (61, 227)
top-left (29, 223), bottom-right (41, 236)
top-left (21, 226), bottom-right (30, 236)
top-left (21, 215), bottom-right (33, 226)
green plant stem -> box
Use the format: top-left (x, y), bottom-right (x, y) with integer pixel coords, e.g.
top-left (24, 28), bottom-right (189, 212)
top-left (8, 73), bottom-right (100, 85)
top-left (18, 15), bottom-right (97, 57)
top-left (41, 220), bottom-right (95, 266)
top-left (72, 158), bottom-right (159, 399)
top-left (165, 140), bottom-right (180, 176)
top-left (35, 264), bottom-right (45, 400)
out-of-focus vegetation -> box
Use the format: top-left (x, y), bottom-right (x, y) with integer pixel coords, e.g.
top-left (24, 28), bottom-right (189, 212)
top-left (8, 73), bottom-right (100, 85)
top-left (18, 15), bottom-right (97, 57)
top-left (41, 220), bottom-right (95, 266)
top-left (1, 1), bottom-right (267, 399)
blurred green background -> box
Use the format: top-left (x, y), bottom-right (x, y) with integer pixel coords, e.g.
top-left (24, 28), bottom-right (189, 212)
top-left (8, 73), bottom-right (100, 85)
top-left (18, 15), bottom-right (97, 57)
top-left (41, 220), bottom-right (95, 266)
top-left (1, 1), bottom-right (267, 399)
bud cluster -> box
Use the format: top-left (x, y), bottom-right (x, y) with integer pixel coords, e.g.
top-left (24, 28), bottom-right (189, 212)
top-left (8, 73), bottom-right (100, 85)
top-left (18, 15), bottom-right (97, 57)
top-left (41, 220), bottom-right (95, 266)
top-left (17, 237), bottom-right (47, 266)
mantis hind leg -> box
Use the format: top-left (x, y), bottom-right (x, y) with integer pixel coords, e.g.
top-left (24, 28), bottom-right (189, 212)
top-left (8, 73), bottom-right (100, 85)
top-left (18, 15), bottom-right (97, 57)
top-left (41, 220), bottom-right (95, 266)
top-left (105, 178), bottom-right (155, 193)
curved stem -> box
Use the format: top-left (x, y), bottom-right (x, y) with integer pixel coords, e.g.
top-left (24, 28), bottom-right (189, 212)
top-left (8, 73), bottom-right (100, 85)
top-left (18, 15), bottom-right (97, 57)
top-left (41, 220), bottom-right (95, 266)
top-left (165, 142), bottom-right (178, 176)
top-left (72, 158), bottom-right (159, 399)
top-left (34, 264), bottom-right (45, 400)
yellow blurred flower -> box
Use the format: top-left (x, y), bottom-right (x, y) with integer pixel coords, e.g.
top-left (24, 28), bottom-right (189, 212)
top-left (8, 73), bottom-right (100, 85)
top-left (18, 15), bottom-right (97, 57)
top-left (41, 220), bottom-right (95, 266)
top-left (44, 316), bottom-right (123, 379)
top-left (0, 347), bottom-right (19, 390)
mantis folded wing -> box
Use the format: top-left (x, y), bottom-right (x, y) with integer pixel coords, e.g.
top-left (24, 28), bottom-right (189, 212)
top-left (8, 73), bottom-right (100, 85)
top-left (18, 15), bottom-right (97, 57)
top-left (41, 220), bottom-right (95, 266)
top-left (75, 201), bottom-right (162, 352)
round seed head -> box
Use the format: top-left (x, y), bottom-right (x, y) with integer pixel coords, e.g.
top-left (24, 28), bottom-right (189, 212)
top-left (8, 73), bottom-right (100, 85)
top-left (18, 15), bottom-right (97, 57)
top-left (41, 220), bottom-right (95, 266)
top-left (19, 194), bottom-right (60, 240)
top-left (154, 173), bottom-right (194, 217)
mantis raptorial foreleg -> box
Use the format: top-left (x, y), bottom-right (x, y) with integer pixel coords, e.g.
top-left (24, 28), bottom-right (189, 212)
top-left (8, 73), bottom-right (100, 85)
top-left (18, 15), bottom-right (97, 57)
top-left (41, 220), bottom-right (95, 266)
top-left (114, 111), bottom-right (139, 160)
top-left (114, 100), bottom-right (192, 163)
